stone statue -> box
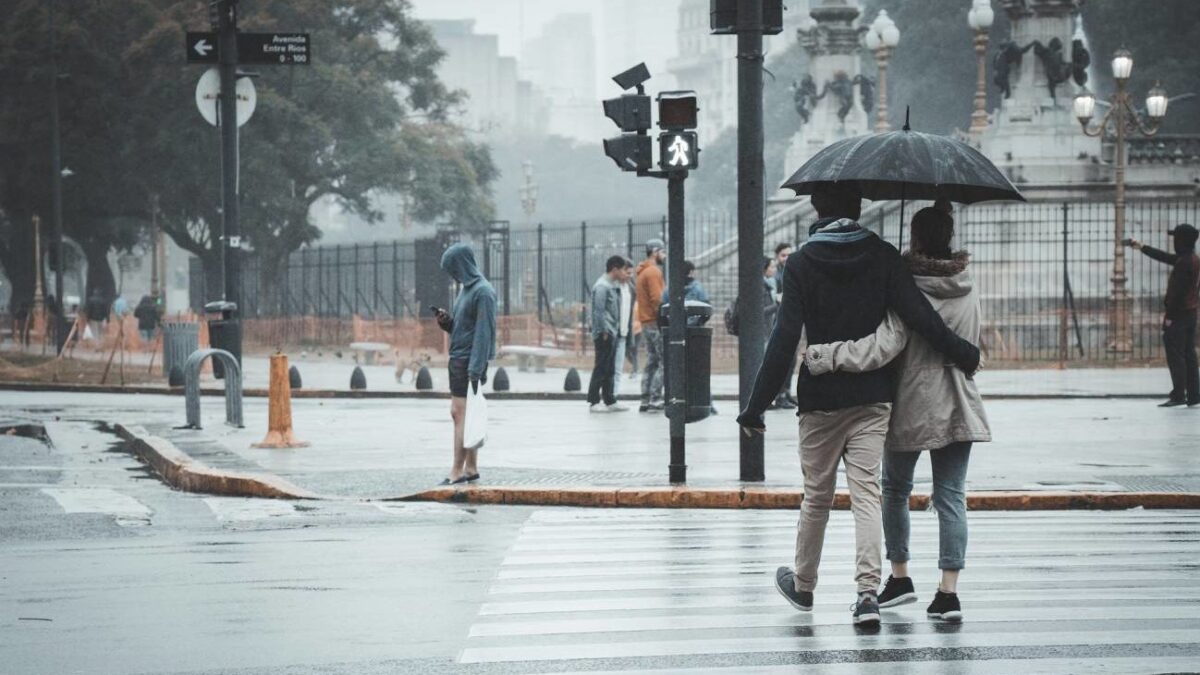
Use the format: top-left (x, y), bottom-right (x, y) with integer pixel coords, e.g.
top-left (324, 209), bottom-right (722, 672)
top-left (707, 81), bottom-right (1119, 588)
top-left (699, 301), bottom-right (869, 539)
top-left (1033, 37), bottom-right (1092, 100)
top-left (826, 71), bottom-right (856, 123)
top-left (993, 40), bottom-right (1035, 99)
top-left (853, 75), bottom-right (875, 116)
top-left (792, 75), bottom-right (819, 124)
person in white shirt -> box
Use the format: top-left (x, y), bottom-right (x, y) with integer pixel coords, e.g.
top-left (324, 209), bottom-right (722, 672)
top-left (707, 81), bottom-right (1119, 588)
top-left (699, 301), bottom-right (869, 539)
top-left (613, 259), bottom-right (635, 396)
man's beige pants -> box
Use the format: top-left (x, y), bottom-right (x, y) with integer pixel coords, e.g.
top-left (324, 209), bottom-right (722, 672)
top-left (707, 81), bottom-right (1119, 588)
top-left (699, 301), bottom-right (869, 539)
top-left (793, 403), bottom-right (890, 594)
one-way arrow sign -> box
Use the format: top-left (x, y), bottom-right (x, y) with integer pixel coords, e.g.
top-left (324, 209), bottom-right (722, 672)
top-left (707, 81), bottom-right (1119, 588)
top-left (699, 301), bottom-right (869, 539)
top-left (186, 32), bottom-right (218, 64)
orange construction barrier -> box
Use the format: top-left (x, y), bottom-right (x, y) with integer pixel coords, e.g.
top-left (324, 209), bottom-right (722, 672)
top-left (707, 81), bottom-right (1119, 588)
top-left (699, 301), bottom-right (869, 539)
top-left (253, 352), bottom-right (309, 449)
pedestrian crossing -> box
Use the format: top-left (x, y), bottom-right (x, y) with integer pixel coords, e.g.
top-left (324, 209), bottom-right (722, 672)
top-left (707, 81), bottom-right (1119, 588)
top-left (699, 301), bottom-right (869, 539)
top-left (460, 508), bottom-right (1200, 672)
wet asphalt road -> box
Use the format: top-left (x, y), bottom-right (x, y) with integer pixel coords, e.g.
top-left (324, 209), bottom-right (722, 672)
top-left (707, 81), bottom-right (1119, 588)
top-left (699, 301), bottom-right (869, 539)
top-left (2, 423), bottom-right (1200, 674)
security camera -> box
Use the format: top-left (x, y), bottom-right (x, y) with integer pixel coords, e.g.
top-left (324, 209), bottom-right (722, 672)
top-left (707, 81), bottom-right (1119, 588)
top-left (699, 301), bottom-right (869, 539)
top-left (612, 63), bottom-right (651, 92)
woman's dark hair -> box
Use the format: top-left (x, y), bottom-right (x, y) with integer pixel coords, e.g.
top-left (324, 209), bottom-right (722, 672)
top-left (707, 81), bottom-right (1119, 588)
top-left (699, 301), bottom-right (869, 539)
top-left (683, 260), bottom-right (696, 276)
top-left (909, 207), bottom-right (955, 259)
top-left (762, 256), bottom-right (773, 273)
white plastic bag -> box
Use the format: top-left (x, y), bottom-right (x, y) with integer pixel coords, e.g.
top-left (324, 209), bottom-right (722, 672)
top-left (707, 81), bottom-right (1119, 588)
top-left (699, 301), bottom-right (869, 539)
top-left (463, 385), bottom-right (488, 450)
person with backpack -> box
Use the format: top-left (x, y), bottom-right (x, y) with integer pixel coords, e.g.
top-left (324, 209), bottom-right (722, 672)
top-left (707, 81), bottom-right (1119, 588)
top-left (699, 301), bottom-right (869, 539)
top-left (802, 207), bottom-right (992, 623)
top-left (1130, 223), bottom-right (1200, 407)
top-left (736, 185), bottom-right (980, 628)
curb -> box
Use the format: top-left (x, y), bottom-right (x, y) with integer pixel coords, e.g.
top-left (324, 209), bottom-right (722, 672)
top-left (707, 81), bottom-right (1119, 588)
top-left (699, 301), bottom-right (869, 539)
top-left (0, 380), bottom-right (1165, 401)
top-left (395, 486), bottom-right (1200, 510)
top-left (114, 423), bottom-right (317, 500)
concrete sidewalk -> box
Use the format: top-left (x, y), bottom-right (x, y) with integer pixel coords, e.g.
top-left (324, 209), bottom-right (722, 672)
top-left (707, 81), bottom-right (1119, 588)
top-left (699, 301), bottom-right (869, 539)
top-left (5, 390), bottom-right (1198, 504)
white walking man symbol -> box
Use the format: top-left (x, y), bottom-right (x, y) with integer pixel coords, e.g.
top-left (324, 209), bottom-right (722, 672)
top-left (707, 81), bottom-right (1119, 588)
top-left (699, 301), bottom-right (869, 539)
top-left (667, 135), bottom-right (691, 167)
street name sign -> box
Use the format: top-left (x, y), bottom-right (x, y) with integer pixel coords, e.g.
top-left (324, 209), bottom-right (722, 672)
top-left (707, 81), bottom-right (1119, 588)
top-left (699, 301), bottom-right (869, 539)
top-left (185, 32), bottom-right (311, 65)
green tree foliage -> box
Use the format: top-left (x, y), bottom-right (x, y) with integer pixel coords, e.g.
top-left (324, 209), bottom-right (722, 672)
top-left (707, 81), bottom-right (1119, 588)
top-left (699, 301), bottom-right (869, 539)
top-left (0, 0), bottom-right (495, 311)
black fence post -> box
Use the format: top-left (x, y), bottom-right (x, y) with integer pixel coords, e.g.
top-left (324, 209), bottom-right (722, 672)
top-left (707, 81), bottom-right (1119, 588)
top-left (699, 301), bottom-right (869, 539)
top-left (626, 217), bottom-right (634, 260)
top-left (537, 223), bottom-right (544, 324)
top-left (392, 240), bottom-right (400, 318)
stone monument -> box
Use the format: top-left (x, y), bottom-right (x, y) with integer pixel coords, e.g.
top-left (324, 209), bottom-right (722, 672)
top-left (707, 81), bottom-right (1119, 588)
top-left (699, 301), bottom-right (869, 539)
top-left (979, 0), bottom-right (1103, 185)
top-left (784, 0), bottom-right (873, 177)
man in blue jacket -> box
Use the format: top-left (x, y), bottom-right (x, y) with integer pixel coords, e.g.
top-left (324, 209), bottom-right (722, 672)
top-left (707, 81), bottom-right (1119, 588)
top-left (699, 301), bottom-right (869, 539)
top-left (434, 243), bottom-right (497, 484)
top-left (588, 255), bottom-right (632, 412)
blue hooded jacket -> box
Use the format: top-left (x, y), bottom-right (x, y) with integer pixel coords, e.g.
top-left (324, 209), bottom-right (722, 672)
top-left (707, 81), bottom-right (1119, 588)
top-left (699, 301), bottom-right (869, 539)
top-left (440, 244), bottom-right (497, 379)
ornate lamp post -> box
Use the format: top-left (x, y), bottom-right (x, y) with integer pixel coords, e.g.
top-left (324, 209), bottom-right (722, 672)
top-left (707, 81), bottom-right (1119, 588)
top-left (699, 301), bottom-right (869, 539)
top-left (1073, 49), bottom-right (1168, 355)
top-left (864, 10), bottom-right (900, 133)
top-left (967, 0), bottom-right (995, 138)
top-left (518, 159), bottom-right (538, 223)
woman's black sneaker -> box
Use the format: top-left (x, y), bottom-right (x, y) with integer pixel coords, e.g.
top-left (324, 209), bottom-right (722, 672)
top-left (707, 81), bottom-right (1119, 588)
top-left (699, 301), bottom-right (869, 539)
top-left (878, 575), bottom-right (917, 608)
top-left (926, 590), bottom-right (963, 622)
top-left (851, 591), bottom-right (881, 626)
top-left (773, 567), bottom-right (813, 611)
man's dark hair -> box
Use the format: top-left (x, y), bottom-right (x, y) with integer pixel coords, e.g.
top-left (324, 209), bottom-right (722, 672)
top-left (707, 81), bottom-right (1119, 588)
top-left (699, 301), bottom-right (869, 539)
top-left (774, 242), bottom-right (793, 256)
top-left (606, 255), bottom-right (629, 272)
top-left (810, 184), bottom-right (862, 221)
top-left (762, 256), bottom-right (773, 273)
top-left (683, 260), bottom-right (696, 277)
top-left (910, 207), bottom-right (955, 259)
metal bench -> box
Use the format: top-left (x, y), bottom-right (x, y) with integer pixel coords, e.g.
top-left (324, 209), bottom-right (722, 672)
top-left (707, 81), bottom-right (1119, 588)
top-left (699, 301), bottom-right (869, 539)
top-left (497, 345), bottom-right (567, 373)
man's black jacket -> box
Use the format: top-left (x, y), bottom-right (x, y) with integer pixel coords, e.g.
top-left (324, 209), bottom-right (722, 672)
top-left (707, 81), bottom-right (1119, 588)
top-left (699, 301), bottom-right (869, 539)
top-left (1141, 245), bottom-right (1200, 320)
top-left (744, 219), bottom-right (981, 417)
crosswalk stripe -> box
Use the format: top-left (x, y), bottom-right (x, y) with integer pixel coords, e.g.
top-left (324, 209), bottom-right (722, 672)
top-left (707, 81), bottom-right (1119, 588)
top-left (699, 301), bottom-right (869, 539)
top-left (459, 628), bottom-right (1200, 663)
top-left (202, 497), bottom-right (297, 522)
top-left (40, 487), bottom-right (151, 527)
top-left (535, 656), bottom-right (1200, 675)
top-left (468, 605), bottom-right (1200, 637)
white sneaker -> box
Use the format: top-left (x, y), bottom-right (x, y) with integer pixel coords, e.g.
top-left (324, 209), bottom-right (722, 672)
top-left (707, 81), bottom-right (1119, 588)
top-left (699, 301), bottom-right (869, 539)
top-left (589, 404), bottom-right (608, 413)
top-left (606, 403), bottom-right (630, 412)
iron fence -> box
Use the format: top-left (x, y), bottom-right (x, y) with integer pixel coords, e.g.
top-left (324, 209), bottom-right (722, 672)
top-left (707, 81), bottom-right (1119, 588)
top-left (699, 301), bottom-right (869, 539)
top-left (203, 199), bottom-right (1198, 362)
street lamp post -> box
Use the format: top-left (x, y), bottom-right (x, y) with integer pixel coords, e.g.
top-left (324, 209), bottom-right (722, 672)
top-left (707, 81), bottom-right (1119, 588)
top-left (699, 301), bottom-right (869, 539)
top-left (967, 0), bottom-right (994, 138)
top-left (1073, 49), bottom-right (1168, 356)
top-left (864, 10), bottom-right (900, 133)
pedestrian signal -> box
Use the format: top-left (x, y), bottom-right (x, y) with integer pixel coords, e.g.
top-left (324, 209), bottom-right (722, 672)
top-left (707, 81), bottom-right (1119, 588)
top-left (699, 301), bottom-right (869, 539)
top-left (659, 132), bottom-right (699, 171)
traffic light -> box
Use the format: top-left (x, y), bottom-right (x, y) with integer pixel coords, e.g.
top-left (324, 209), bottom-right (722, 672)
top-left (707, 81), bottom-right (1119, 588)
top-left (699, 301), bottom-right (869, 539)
top-left (709, 0), bottom-right (784, 35)
top-left (660, 132), bottom-right (699, 170)
top-left (657, 91), bottom-right (699, 171)
top-left (603, 94), bottom-right (651, 132)
top-left (603, 135), bottom-right (652, 172)
top-left (602, 63), bottom-right (654, 172)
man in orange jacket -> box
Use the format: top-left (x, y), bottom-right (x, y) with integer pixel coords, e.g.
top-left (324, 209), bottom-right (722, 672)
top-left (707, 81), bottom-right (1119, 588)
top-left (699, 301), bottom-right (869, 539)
top-left (635, 239), bottom-right (666, 411)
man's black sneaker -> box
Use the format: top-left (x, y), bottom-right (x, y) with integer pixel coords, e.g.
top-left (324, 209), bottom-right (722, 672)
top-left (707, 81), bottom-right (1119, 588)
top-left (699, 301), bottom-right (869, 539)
top-left (1159, 399), bottom-right (1187, 408)
top-left (877, 575), bottom-right (917, 608)
top-left (926, 590), bottom-right (963, 622)
top-left (773, 567), bottom-right (813, 612)
top-left (774, 396), bottom-right (797, 410)
top-left (851, 591), bottom-right (880, 626)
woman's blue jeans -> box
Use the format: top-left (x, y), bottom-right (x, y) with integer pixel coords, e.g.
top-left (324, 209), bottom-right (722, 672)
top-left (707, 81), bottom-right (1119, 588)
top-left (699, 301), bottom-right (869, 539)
top-left (882, 442), bottom-right (972, 571)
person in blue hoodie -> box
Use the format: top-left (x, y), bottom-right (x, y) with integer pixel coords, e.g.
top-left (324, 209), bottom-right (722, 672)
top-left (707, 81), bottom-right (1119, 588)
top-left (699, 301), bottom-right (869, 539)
top-left (434, 243), bottom-right (497, 485)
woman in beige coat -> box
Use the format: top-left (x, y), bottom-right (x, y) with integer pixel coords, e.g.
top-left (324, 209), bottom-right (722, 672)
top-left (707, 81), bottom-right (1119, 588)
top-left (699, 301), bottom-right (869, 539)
top-left (804, 207), bottom-right (990, 623)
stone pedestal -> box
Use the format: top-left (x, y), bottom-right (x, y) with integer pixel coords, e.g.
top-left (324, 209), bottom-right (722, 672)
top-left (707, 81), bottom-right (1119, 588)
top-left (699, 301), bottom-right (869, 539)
top-left (979, 0), bottom-right (1103, 185)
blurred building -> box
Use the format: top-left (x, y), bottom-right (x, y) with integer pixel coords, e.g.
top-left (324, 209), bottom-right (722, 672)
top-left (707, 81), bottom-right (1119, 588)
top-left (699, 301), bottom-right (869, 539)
top-left (520, 13), bottom-right (609, 142)
top-left (427, 19), bottom-right (549, 137)
top-left (668, 0), bottom-right (810, 137)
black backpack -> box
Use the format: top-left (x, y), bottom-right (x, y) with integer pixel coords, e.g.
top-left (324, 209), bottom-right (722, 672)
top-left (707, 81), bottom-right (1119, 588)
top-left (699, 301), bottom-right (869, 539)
top-left (724, 297), bottom-right (740, 336)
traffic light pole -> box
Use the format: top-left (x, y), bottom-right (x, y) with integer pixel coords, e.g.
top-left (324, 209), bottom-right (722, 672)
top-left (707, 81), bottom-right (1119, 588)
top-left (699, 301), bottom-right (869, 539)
top-left (666, 171), bottom-right (688, 484)
top-left (217, 0), bottom-right (241, 336)
top-left (736, 0), bottom-right (765, 482)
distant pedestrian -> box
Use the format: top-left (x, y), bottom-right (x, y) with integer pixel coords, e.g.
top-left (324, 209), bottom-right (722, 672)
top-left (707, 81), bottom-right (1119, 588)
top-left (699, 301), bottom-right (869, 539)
top-left (112, 295), bottom-right (129, 318)
top-left (774, 242), bottom-right (800, 410)
top-left (84, 290), bottom-right (109, 343)
top-left (613, 259), bottom-right (636, 397)
top-left (134, 295), bottom-right (159, 343)
top-left (636, 239), bottom-right (667, 412)
top-left (660, 260), bottom-right (711, 313)
top-left (804, 206), bottom-right (992, 623)
top-left (737, 185), bottom-right (980, 627)
top-left (588, 255), bottom-right (631, 413)
top-left (434, 243), bottom-right (497, 485)
top-left (1130, 223), bottom-right (1199, 407)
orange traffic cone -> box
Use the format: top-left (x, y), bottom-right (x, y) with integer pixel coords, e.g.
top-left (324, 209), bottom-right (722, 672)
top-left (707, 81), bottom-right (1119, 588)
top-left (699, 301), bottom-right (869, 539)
top-left (254, 352), bottom-right (309, 448)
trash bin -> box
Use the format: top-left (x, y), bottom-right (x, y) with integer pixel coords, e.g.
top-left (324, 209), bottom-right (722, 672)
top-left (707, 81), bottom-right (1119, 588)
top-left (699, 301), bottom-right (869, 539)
top-left (162, 321), bottom-right (200, 382)
top-left (204, 301), bottom-right (241, 380)
top-left (658, 301), bottom-right (713, 423)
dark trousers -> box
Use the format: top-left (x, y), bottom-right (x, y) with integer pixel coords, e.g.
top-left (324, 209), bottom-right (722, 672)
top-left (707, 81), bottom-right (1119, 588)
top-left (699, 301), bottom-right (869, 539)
top-left (1163, 314), bottom-right (1199, 403)
top-left (587, 335), bottom-right (618, 406)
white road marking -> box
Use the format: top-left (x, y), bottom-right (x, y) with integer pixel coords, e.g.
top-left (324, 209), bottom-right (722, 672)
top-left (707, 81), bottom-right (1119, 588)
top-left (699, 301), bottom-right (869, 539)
top-left (203, 497), bottom-right (296, 522)
top-left (41, 487), bottom-right (152, 527)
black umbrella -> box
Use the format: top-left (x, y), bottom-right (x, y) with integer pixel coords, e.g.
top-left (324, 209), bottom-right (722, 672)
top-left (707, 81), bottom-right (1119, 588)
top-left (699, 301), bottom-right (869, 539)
top-left (781, 110), bottom-right (1024, 245)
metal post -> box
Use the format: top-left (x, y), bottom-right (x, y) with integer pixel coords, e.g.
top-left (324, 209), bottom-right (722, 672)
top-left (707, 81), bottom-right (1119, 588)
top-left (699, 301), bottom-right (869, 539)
top-left (48, 0), bottom-right (66, 353)
top-left (1109, 78), bottom-right (1132, 356)
top-left (580, 221), bottom-right (588, 343)
top-left (537, 223), bottom-right (544, 324)
top-left (667, 173), bottom-right (688, 484)
top-left (217, 0), bottom-right (241, 348)
top-left (1060, 202), bottom-right (1069, 365)
top-left (626, 218), bottom-right (635, 260)
top-left (736, 0), bottom-right (765, 482)
top-left (392, 241), bottom-right (400, 318)
top-left (969, 29), bottom-right (990, 137)
top-left (503, 226), bottom-right (511, 316)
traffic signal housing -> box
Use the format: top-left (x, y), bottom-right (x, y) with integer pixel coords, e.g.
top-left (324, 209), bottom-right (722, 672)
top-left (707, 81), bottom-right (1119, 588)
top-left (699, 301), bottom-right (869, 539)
top-left (603, 94), bottom-right (652, 132)
top-left (660, 132), bottom-right (699, 171)
top-left (604, 135), bottom-right (652, 172)
top-left (657, 91), bottom-right (698, 131)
